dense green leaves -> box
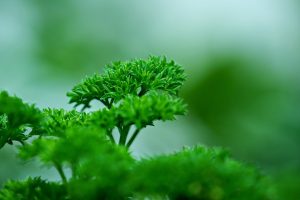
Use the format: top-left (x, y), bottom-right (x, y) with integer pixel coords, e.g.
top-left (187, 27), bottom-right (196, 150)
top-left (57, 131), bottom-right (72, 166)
top-left (66, 56), bottom-right (187, 146)
top-left (66, 128), bottom-right (134, 200)
top-left (32, 109), bottom-right (89, 137)
top-left (0, 91), bottom-right (42, 148)
top-left (67, 56), bottom-right (186, 109)
top-left (114, 92), bottom-right (187, 129)
top-left (131, 146), bottom-right (276, 200)
top-left (18, 144), bottom-right (276, 200)
top-left (20, 126), bottom-right (108, 167)
top-left (0, 177), bottom-right (67, 200)
top-left (89, 92), bottom-right (187, 145)
top-left (19, 126), bottom-right (134, 199)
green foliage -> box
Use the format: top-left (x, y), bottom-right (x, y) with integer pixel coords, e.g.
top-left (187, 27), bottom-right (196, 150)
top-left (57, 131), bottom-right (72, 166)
top-left (65, 128), bottom-right (134, 200)
top-left (0, 56), bottom-right (277, 200)
top-left (19, 126), bottom-right (131, 171)
top-left (89, 91), bottom-right (187, 146)
top-left (67, 56), bottom-right (187, 147)
top-left (273, 167), bottom-right (300, 200)
top-left (0, 177), bottom-right (66, 200)
top-left (67, 56), bottom-right (186, 109)
top-left (31, 109), bottom-right (89, 137)
top-left (18, 126), bottom-right (134, 200)
top-left (113, 92), bottom-right (186, 129)
top-left (130, 146), bottom-right (275, 200)
top-left (0, 91), bottom-right (42, 148)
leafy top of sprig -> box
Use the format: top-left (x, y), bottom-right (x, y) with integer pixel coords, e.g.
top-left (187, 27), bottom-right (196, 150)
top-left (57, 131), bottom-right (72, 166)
top-left (113, 91), bottom-right (187, 129)
top-left (89, 91), bottom-right (187, 146)
top-left (66, 56), bottom-right (187, 147)
top-left (32, 109), bottom-right (89, 137)
top-left (67, 56), bottom-right (186, 109)
top-left (0, 91), bottom-right (41, 128)
top-left (0, 91), bottom-right (42, 148)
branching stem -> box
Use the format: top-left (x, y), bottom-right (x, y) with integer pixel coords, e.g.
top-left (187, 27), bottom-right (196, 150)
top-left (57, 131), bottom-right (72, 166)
top-left (53, 161), bottom-right (67, 184)
top-left (107, 129), bottom-right (115, 144)
top-left (138, 86), bottom-right (147, 96)
top-left (71, 162), bottom-right (77, 178)
top-left (126, 129), bottom-right (140, 148)
top-left (118, 125), bottom-right (130, 146)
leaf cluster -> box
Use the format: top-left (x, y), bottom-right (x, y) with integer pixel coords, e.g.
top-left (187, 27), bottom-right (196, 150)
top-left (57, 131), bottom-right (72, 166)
top-left (18, 126), bottom-right (134, 199)
top-left (67, 56), bottom-right (186, 109)
top-left (0, 177), bottom-right (66, 200)
top-left (32, 109), bottom-right (89, 137)
top-left (130, 146), bottom-right (275, 200)
top-left (66, 56), bottom-right (187, 147)
top-left (89, 91), bottom-right (187, 146)
top-left (0, 91), bottom-right (42, 148)
top-left (113, 92), bottom-right (186, 129)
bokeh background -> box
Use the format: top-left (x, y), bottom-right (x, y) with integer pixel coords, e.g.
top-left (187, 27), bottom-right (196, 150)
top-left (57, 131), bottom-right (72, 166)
top-left (0, 0), bottom-right (299, 199)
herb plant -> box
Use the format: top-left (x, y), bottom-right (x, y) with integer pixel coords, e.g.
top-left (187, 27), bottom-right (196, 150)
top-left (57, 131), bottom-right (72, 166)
top-left (0, 56), bottom-right (275, 199)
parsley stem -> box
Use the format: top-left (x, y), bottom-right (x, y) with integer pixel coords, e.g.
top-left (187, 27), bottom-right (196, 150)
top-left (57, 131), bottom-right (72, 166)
top-left (118, 125), bottom-right (130, 145)
top-left (54, 162), bottom-right (67, 184)
top-left (126, 129), bottom-right (140, 148)
top-left (107, 130), bottom-right (115, 144)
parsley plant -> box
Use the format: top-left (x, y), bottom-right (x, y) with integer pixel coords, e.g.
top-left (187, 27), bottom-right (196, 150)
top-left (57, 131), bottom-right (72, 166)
top-left (0, 56), bottom-right (275, 200)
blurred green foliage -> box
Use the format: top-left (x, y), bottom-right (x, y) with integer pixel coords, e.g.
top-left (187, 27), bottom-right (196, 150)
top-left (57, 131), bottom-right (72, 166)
top-left (0, 177), bottom-right (66, 200)
top-left (184, 53), bottom-right (284, 138)
top-left (274, 167), bottom-right (300, 200)
top-left (183, 52), bottom-right (300, 199)
top-left (131, 146), bottom-right (275, 200)
top-left (32, 0), bottom-right (124, 76)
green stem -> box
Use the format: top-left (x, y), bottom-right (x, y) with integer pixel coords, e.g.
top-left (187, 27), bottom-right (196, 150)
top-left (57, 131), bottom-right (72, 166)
top-left (108, 98), bottom-right (114, 109)
top-left (100, 98), bottom-right (114, 109)
top-left (71, 162), bottom-right (77, 178)
top-left (53, 162), bottom-right (67, 184)
top-left (138, 86), bottom-right (147, 96)
top-left (107, 130), bottom-right (115, 144)
top-left (118, 126), bottom-right (130, 146)
top-left (100, 99), bottom-right (109, 108)
top-left (126, 129), bottom-right (140, 148)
